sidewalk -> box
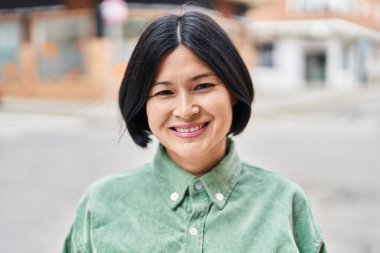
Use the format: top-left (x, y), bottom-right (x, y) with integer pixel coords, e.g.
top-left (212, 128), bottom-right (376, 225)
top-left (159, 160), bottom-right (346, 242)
top-left (254, 86), bottom-right (380, 116)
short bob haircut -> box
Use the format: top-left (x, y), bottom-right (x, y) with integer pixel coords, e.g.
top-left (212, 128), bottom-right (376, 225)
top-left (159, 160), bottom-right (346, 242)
top-left (119, 11), bottom-right (254, 148)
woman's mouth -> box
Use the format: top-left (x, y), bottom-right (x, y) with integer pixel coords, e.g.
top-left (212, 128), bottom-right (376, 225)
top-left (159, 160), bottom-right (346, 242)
top-left (170, 122), bottom-right (209, 138)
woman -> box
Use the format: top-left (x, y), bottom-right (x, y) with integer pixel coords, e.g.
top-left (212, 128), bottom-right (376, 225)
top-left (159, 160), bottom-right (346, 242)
top-left (64, 11), bottom-right (327, 253)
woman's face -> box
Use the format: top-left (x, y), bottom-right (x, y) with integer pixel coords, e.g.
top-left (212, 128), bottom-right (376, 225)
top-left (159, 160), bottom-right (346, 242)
top-left (146, 46), bottom-right (234, 175)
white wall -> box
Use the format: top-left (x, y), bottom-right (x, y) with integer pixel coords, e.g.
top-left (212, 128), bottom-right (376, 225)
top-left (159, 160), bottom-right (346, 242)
top-left (253, 35), bottom-right (376, 92)
top-left (250, 18), bottom-right (380, 91)
top-left (326, 37), bottom-right (357, 89)
top-left (368, 45), bottom-right (380, 83)
top-left (253, 38), bottom-right (304, 92)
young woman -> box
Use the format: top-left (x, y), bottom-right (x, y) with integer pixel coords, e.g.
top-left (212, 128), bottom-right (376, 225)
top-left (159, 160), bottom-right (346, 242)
top-left (64, 11), bottom-right (327, 253)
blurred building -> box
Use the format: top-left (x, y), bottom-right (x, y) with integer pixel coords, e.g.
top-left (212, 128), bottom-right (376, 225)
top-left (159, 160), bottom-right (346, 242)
top-left (2, 0), bottom-right (379, 100)
top-left (0, 0), bottom-right (252, 100)
top-left (248, 0), bottom-right (380, 91)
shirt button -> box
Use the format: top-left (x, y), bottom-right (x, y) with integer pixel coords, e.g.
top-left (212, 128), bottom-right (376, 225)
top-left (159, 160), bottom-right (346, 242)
top-left (215, 192), bottom-right (224, 201)
top-left (195, 182), bottom-right (203, 190)
top-left (189, 227), bottom-right (198, 236)
top-left (170, 192), bottom-right (179, 201)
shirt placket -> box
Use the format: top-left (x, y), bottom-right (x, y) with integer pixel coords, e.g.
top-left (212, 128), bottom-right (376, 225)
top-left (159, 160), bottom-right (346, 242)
top-left (183, 180), bottom-right (210, 253)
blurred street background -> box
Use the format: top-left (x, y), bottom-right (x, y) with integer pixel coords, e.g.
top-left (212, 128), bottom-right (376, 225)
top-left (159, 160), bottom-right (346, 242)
top-left (1, 0), bottom-right (380, 253)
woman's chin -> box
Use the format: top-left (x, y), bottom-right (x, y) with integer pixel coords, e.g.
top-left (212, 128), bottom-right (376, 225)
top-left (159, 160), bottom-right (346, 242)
top-left (166, 142), bottom-right (209, 160)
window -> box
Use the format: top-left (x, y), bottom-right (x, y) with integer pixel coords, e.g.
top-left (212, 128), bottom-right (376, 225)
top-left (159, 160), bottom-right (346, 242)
top-left (305, 51), bottom-right (326, 84)
top-left (34, 14), bottom-right (93, 79)
top-left (0, 21), bottom-right (21, 80)
top-left (287, 0), bottom-right (353, 14)
top-left (256, 43), bottom-right (274, 67)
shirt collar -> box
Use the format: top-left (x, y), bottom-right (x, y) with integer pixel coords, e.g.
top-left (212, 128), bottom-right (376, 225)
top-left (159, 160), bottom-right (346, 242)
top-left (153, 138), bottom-right (241, 210)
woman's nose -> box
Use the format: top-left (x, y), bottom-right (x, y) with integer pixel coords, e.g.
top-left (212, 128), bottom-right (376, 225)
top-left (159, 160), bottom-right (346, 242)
top-left (173, 94), bottom-right (199, 119)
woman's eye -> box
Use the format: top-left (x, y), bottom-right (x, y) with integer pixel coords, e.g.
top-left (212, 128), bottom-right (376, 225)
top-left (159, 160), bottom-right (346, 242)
top-left (194, 83), bottom-right (214, 91)
top-left (154, 90), bottom-right (174, 96)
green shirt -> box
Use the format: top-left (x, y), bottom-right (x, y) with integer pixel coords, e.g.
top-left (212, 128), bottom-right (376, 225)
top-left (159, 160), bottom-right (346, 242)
top-left (64, 139), bottom-right (327, 253)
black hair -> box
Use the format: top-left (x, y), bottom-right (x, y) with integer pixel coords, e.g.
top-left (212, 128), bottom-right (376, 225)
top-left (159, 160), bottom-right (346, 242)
top-left (119, 11), bottom-right (254, 148)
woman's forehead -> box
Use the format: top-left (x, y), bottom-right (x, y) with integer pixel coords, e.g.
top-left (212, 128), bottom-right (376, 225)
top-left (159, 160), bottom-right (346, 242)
top-left (154, 46), bottom-right (217, 82)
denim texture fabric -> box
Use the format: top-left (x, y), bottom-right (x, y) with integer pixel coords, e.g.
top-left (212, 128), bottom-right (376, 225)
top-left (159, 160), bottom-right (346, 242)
top-left (63, 139), bottom-right (327, 253)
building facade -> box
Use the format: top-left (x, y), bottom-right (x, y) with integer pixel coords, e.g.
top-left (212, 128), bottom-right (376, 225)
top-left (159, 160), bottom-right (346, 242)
top-left (0, 0), bottom-right (252, 100)
top-left (3, 0), bottom-right (377, 99)
top-left (248, 0), bottom-right (380, 91)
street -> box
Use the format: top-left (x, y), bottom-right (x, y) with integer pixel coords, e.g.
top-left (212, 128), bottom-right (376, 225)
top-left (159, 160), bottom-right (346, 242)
top-left (0, 88), bottom-right (379, 253)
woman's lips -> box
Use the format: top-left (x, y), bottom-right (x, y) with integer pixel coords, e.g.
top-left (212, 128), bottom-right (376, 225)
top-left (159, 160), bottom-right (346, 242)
top-left (170, 122), bottom-right (209, 138)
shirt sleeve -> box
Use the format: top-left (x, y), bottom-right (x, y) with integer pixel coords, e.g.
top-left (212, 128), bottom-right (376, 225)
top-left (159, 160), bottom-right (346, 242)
top-left (63, 191), bottom-right (93, 253)
top-left (291, 187), bottom-right (327, 253)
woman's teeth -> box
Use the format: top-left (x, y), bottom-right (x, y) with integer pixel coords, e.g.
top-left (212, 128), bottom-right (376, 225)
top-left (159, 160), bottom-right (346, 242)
top-left (174, 123), bottom-right (206, 133)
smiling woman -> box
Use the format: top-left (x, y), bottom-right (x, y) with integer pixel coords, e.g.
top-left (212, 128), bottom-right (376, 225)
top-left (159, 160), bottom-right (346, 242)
top-left (146, 46), bottom-right (234, 176)
top-left (63, 11), bottom-right (327, 253)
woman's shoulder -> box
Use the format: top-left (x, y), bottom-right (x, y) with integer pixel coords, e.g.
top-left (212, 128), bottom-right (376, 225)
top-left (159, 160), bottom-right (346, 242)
top-left (85, 163), bottom-right (155, 200)
top-left (240, 161), bottom-right (305, 195)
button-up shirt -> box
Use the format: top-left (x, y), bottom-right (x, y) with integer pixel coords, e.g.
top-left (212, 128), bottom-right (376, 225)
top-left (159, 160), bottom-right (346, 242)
top-left (63, 139), bottom-right (327, 253)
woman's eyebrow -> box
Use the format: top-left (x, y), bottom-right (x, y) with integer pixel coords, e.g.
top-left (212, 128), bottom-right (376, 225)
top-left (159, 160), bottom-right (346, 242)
top-left (152, 72), bottom-right (216, 86)
top-left (151, 81), bottom-right (172, 87)
top-left (190, 72), bottom-right (215, 81)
